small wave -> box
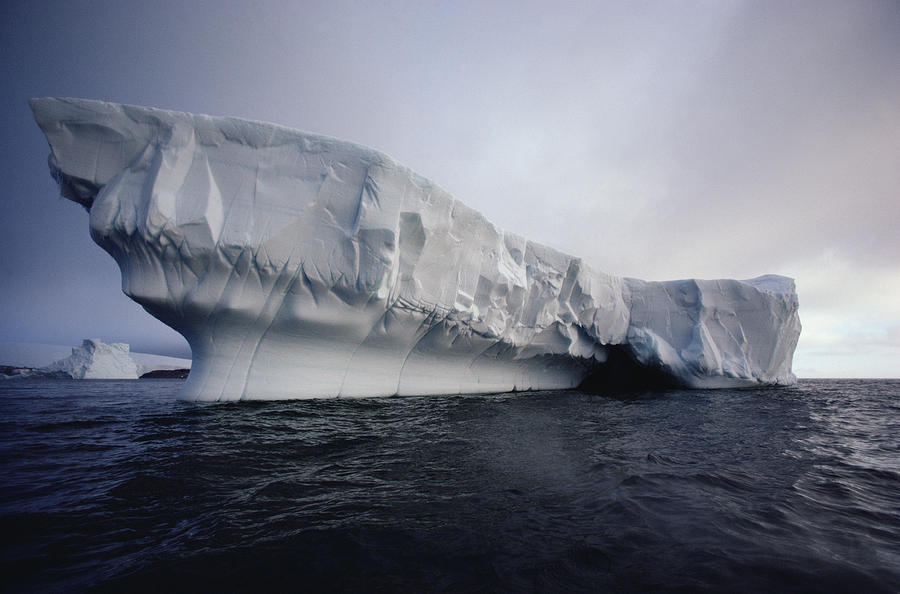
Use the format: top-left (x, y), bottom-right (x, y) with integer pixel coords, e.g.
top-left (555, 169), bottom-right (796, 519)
top-left (2, 379), bottom-right (899, 592)
top-left (29, 419), bottom-right (116, 432)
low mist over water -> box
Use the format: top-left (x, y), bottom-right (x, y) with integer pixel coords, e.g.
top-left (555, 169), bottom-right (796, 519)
top-left (2, 379), bottom-right (898, 592)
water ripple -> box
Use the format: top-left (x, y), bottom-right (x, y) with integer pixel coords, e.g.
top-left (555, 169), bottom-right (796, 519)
top-left (1, 378), bottom-right (898, 592)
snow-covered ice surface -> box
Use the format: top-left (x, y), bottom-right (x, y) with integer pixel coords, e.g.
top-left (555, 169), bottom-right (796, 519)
top-left (30, 98), bottom-right (800, 400)
top-left (36, 338), bottom-right (138, 379)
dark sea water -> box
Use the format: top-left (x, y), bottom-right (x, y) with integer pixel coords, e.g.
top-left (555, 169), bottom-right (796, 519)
top-left (1, 379), bottom-right (898, 593)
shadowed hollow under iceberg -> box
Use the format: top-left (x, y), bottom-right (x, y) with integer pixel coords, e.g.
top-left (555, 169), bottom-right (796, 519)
top-left (30, 98), bottom-right (800, 400)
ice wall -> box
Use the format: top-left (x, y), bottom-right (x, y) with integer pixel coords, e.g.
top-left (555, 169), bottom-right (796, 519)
top-left (30, 97), bottom-right (800, 400)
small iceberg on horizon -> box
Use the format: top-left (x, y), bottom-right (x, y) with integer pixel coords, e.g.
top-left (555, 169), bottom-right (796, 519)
top-left (37, 338), bottom-right (139, 379)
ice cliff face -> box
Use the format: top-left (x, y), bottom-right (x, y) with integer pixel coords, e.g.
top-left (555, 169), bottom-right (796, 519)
top-left (30, 97), bottom-right (800, 400)
top-left (39, 338), bottom-right (139, 380)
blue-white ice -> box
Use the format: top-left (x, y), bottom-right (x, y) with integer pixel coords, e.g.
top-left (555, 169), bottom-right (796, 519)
top-left (38, 338), bottom-right (138, 379)
top-left (30, 98), bottom-right (800, 400)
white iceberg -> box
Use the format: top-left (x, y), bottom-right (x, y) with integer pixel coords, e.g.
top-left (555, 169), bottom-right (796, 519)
top-left (38, 338), bottom-right (139, 380)
top-left (30, 98), bottom-right (800, 400)
top-left (0, 341), bottom-right (191, 377)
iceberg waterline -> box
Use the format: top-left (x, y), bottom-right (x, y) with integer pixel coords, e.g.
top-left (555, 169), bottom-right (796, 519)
top-left (30, 97), bottom-right (800, 400)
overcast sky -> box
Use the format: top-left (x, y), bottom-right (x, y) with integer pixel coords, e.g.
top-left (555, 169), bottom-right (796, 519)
top-left (1, 0), bottom-right (898, 377)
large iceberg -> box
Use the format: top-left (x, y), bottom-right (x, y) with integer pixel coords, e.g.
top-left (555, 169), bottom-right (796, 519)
top-left (30, 98), bottom-right (800, 400)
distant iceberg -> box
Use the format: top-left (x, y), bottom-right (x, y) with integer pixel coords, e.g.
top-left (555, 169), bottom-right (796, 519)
top-left (0, 340), bottom-right (192, 379)
top-left (30, 98), bottom-right (801, 400)
top-left (38, 338), bottom-right (139, 379)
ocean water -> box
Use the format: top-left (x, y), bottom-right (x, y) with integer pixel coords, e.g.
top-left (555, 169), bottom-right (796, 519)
top-left (1, 379), bottom-right (898, 593)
